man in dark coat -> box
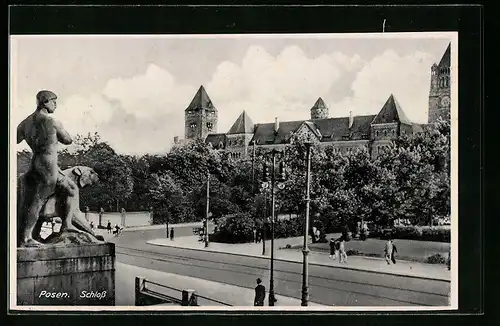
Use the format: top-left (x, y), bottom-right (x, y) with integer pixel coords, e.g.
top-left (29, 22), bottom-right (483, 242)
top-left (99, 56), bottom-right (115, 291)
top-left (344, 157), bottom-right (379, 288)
top-left (170, 227), bottom-right (174, 241)
top-left (254, 278), bottom-right (266, 306)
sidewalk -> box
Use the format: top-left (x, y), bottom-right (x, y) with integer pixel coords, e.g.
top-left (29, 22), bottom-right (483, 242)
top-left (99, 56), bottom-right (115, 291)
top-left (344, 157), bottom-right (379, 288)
top-left (146, 236), bottom-right (451, 282)
top-left (122, 222), bottom-right (208, 232)
top-left (116, 262), bottom-right (327, 307)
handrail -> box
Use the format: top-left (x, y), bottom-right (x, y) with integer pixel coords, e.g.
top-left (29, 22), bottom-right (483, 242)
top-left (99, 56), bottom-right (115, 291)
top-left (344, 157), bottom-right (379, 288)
top-left (138, 277), bottom-right (232, 306)
top-left (195, 294), bottom-right (232, 306)
top-left (144, 279), bottom-right (183, 293)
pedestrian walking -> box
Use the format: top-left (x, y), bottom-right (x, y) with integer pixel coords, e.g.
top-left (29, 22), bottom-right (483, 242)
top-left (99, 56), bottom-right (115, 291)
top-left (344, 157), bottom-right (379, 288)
top-left (170, 227), bottom-right (174, 241)
top-left (107, 220), bottom-right (112, 234)
top-left (90, 221), bottom-right (94, 231)
top-left (384, 237), bottom-right (394, 265)
top-left (114, 224), bottom-right (121, 236)
top-left (254, 278), bottom-right (266, 306)
top-left (339, 237), bottom-right (347, 263)
top-left (329, 238), bottom-right (336, 260)
top-left (391, 240), bottom-right (398, 264)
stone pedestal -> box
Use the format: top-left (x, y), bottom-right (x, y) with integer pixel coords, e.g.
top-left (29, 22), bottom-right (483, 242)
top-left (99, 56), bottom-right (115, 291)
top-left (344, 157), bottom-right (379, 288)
top-left (17, 243), bottom-right (115, 306)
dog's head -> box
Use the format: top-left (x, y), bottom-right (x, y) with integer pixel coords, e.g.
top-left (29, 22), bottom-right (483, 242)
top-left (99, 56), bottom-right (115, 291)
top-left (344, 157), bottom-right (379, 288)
top-left (71, 166), bottom-right (99, 188)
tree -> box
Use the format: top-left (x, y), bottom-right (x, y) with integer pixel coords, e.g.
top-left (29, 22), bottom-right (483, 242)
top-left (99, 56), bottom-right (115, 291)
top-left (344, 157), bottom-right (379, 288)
top-left (377, 119), bottom-right (451, 225)
top-left (147, 171), bottom-right (194, 224)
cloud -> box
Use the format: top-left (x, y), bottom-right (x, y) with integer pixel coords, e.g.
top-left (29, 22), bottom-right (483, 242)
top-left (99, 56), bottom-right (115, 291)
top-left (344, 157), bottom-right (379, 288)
top-left (13, 64), bottom-right (195, 155)
top-left (207, 45), bottom-right (363, 133)
top-left (327, 49), bottom-right (435, 123)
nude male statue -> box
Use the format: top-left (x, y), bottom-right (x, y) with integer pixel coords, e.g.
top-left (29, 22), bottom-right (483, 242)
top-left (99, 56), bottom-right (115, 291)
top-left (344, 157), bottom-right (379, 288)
top-left (17, 90), bottom-right (80, 247)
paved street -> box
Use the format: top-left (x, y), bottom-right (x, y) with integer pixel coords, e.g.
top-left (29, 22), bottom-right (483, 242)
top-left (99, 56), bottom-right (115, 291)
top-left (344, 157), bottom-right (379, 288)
top-left (111, 226), bottom-right (451, 307)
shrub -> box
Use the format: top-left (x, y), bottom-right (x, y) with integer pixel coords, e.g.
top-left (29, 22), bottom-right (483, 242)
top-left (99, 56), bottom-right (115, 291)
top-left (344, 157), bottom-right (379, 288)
top-left (370, 225), bottom-right (450, 242)
top-left (427, 253), bottom-right (446, 264)
top-left (392, 226), bottom-right (423, 239)
top-left (209, 212), bottom-right (255, 243)
top-left (421, 226), bottom-right (450, 242)
top-left (210, 214), bottom-right (305, 243)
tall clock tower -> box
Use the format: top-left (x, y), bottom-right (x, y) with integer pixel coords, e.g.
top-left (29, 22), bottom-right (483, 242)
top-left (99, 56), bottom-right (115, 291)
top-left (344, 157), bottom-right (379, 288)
top-left (184, 85), bottom-right (218, 141)
top-left (428, 43), bottom-right (451, 123)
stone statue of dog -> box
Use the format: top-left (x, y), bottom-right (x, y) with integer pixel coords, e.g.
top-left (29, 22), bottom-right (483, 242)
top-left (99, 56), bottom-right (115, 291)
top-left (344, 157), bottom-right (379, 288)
top-left (17, 166), bottom-right (101, 243)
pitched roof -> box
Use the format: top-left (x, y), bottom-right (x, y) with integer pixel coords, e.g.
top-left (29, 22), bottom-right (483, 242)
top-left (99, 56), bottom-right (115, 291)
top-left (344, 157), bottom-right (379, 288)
top-left (311, 97), bottom-right (328, 112)
top-left (371, 94), bottom-right (412, 126)
top-left (249, 114), bottom-right (375, 145)
top-left (313, 115), bottom-right (375, 141)
top-left (227, 110), bottom-right (255, 134)
top-left (438, 43), bottom-right (451, 68)
top-left (185, 85), bottom-right (216, 112)
top-left (205, 133), bottom-right (226, 148)
top-left (250, 120), bottom-right (304, 145)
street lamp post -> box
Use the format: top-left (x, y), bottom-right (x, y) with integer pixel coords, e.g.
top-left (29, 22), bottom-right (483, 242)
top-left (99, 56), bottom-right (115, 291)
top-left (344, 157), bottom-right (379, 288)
top-left (205, 172), bottom-right (210, 248)
top-left (262, 193), bottom-right (267, 256)
top-left (269, 152), bottom-right (277, 306)
top-left (260, 149), bottom-right (287, 306)
top-left (301, 142), bottom-right (313, 306)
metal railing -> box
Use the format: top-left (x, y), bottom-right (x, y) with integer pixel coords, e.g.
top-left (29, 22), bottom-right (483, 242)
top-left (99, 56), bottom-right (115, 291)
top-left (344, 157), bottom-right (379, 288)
top-left (135, 277), bottom-right (232, 306)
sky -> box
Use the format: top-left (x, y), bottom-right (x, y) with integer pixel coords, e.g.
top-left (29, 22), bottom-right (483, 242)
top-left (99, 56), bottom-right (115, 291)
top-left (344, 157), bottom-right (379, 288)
top-left (10, 33), bottom-right (454, 155)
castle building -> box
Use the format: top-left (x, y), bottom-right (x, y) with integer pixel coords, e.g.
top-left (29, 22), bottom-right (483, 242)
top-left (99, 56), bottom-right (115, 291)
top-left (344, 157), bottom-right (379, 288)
top-left (428, 43), bottom-right (451, 123)
top-left (173, 43), bottom-right (451, 158)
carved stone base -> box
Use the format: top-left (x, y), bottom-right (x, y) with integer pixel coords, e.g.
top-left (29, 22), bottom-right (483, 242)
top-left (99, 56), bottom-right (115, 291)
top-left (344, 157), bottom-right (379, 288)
top-left (43, 231), bottom-right (104, 245)
top-left (17, 243), bottom-right (115, 306)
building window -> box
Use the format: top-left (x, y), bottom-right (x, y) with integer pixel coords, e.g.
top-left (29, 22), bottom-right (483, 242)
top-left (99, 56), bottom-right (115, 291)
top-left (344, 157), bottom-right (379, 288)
top-left (384, 130), bottom-right (387, 137)
top-left (376, 131), bottom-right (379, 137)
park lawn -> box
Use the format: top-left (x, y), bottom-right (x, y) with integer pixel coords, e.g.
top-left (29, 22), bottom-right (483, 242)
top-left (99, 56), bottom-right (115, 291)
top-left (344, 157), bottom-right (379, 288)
top-left (307, 233), bottom-right (450, 264)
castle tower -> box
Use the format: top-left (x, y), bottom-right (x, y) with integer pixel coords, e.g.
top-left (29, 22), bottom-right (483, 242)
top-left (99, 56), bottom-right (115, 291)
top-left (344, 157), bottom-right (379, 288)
top-left (428, 43), bottom-right (451, 123)
top-left (226, 110), bottom-right (255, 158)
top-left (310, 97), bottom-right (329, 120)
top-left (185, 85), bottom-right (218, 141)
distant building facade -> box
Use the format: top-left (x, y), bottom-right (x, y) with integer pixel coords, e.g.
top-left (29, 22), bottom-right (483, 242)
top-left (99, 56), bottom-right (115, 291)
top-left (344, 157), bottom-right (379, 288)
top-left (173, 44), bottom-right (451, 158)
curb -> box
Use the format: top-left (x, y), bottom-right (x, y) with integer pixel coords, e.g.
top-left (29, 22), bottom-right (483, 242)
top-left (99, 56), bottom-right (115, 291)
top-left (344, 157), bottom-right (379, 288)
top-left (145, 240), bottom-right (451, 283)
